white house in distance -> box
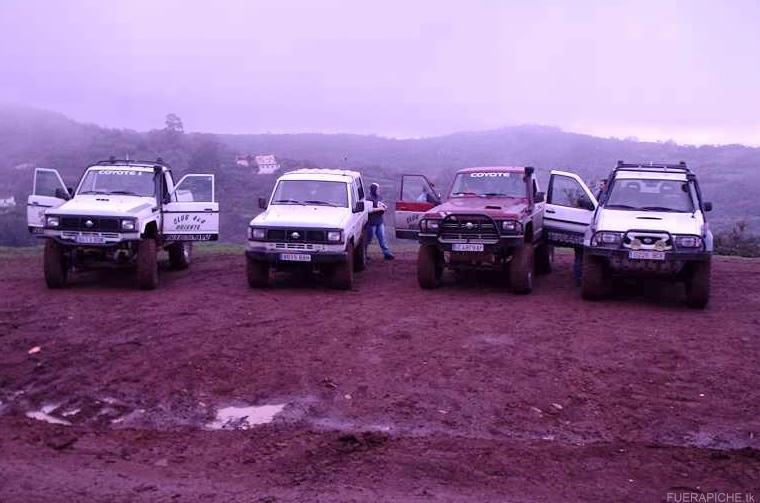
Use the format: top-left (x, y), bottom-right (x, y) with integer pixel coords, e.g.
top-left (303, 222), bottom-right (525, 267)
top-left (235, 155), bottom-right (252, 167)
top-left (254, 155), bottom-right (280, 175)
top-left (0, 195), bottom-right (16, 213)
top-left (235, 154), bottom-right (280, 175)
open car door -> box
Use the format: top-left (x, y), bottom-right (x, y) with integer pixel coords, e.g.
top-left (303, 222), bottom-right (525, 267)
top-left (27, 168), bottom-right (69, 233)
top-left (161, 174), bottom-right (219, 241)
top-left (544, 170), bottom-right (598, 247)
top-left (394, 174), bottom-right (441, 239)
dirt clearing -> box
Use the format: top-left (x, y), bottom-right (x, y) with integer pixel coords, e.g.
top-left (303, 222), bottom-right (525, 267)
top-left (1, 248), bottom-right (759, 501)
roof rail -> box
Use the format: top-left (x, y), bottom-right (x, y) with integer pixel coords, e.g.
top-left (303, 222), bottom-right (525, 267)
top-left (613, 160), bottom-right (691, 174)
top-left (93, 157), bottom-right (171, 169)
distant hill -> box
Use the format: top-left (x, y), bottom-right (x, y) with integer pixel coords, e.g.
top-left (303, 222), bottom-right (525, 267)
top-left (1, 105), bottom-right (758, 245)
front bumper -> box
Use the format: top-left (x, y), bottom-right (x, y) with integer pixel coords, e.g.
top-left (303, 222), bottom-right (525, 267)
top-left (245, 249), bottom-right (347, 264)
top-left (40, 230), bottom-right (140, 247)
top-left (586, 247), bottom-right (710, 262)
top-left (586, 246), bottom-right (711, 275)
top-left (418, 234), bottom-right (524, 252)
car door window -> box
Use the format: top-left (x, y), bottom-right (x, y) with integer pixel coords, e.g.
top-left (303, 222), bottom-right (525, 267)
top-left (34, 170), bottom-right (67, 197)
top-left (549, 175), bottom-right (588, 209)
top-left (401, 175), bottom-right (437, 203)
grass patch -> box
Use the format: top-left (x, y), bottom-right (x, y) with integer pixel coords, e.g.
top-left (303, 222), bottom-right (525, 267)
top-left (193, 242), bottom-right (245, 256)
top-left (0, 246), bottom-right (40, 258)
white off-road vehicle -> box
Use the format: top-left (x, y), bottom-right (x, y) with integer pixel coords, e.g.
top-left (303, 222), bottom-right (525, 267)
top-left (27, 158), bottom-right (219, 290)
top-left (245, 169), bottom-right (369, 289)
top-left (542, 161), bottom-right (713, 308)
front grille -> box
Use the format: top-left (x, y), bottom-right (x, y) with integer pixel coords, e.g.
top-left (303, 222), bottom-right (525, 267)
top-left (266, 228), bottom-right (331, 244)
top-left (439, 215), bottom-right (499, 243)
top-left (623, 231), bottom-right (673, 251)
top-left (59, 216), bottom-right (120, 232)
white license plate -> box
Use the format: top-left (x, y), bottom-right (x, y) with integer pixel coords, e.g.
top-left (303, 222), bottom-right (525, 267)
top-left (280, 253), bottom-right (312, 262)
top-left (629, 250), bottom-right (665, 261)
top-left (76, 234), bottom-right (106, 244)
top-left (452, 243), bottom-right (484, 252)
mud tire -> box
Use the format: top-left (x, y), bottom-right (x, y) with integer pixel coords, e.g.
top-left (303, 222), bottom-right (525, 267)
top-left (330, 242), bottom-right (355, 290)
top-left (43, 240), bottom-right (68, 288)
top-left (137, 239), bottom-right (159, 290)
top-left (509, 243), bottom-right (534, 294)
top-left (685, 259), bottom-right (710, 309)
top-left (353, 236), bottom-right (367, 272)
top-left (581, 254), bottom-right (608, 300)
top-left (534, 242), bottom-right (553, 275)
top-left (417, 244), bottom-right (442, 289)
top-left (246, 257), bottom-right (270, 288)
top-left (168, 242), bottom-right (192, 270)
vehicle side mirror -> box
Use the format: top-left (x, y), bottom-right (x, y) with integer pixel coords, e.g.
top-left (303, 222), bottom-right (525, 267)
top-left (163, 194), bottom-right (172, 205)
top-left (534, 191), bottom-right (545, 203)
top-left (578, 195), bottom-right (595, 211)
top-left (704, 202), bottom-right (713, 212)
top-left (353, 201), bottom-right (365, 213)
top-left (55, 188), bottom-right (70, 200)
top-left (258, 197), bottom-right (268, 210)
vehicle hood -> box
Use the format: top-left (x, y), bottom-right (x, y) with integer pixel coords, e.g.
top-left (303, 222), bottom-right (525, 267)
top-left (596, 209), bottom-right (704, 235)
top-left (251, 205), bottom-right (351, 228)
top-left (52, 195), bottom-right (155, 217)
top-left (426, 196), bottom-right (529, 219)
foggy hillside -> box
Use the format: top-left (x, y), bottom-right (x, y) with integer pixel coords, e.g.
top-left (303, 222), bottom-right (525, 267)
top-left (1, 105), bottom-right (758, 245)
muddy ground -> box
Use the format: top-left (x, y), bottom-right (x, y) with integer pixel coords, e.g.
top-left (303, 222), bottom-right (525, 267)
top-left (1, 247), bottom-right (759, 502)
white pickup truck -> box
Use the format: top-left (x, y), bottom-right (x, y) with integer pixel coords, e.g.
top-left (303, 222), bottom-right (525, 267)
top-left (542, 161), bottom-right (713, 308)
top-left (245, 169), bottom-right (369, 289)
top-left (27, 158), bottom-right (219, 289)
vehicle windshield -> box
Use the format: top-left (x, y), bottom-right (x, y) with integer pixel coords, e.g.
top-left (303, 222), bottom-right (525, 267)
top-left (450, 172), bottom-right (526, 197)
top-left (605, 178), bottom-right (694, 212)
top-left (77, 169), bottom-right (155, 197)
top-left (271, 180), bottom-right (348, 207)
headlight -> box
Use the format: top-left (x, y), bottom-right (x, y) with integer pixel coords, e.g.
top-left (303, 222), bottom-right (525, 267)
top-left (120, 219), bottom-right (136, 231)
top-left (327, 231), bottom-right (343, 242)
top-left (592, 231), bottom-right (623, 247)
top-left (675, 235), bottom-right (703, 248)
top-left (500, 220), bottom-right (521, 233)
top-left (250, 228), bottom-right (267, 240)
top-left (420, 219), bottom-right (440, 232)
top-left (46, 216), bottom-right (60, 228)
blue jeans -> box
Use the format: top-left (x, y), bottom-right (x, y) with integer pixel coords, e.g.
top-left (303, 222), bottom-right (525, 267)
top-left (366, 223), bottom-right (393, 258)
top-left (573, 248), bottom-right (583, 283)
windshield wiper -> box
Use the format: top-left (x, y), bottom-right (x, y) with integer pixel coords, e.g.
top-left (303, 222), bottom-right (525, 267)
top-left (451, 191), bottom-right (477, 196)
top-left (80, 190), bottom-right (109, 195)
top-left (304, 200), bottom-right (337, 206)
top-left (108, 190), bottom-right (141, 196)
top-left (481, 192), bottom-right (510, 197)
top-left (273, 199), bottom-right (304, 205)
top-left (638, 206), bottom-right (683, 212)
top-left (606, 204), bottom-right (640, 210)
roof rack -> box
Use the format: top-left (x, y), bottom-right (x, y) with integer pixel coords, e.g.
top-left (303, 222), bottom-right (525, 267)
top-left (613, 160), bottom-right (691, 174)
top-left (94, 157), bottom-right (171, 169)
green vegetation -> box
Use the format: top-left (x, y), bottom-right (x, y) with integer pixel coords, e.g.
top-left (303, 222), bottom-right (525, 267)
top-left (714, 222), bottom-right (760, 257)
top-left (193, 242), bottom-right (245, 255)
top-left (1, 105), bottom-right (758, 248)
top-left (0, 246), bottom-right (40, 257)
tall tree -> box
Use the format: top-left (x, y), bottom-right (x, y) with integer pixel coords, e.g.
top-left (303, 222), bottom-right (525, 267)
top-left (164, 113), bottom-right (184, 134)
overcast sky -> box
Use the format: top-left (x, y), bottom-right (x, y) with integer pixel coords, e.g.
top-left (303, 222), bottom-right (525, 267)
top-left (1, 0), bottom-right (759, 145)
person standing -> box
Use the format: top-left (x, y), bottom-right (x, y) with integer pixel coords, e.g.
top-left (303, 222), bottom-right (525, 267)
top-left (366, 183), bottom-right (394, 260)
